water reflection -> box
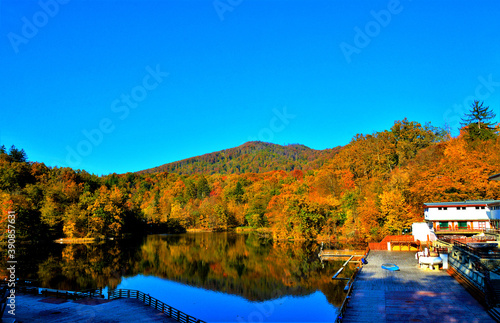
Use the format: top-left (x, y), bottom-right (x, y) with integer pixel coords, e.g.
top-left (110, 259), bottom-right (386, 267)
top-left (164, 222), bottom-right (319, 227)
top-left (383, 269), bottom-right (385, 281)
top-left (118, 275), bottom-right (338, 323)
top-left (3, 233), bottom-right (361, 322)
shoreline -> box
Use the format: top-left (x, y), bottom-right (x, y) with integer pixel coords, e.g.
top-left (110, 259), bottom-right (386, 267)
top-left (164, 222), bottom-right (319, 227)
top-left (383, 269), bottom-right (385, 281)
top-left (48, 229), bottom-right (369, 245)
top-left (54, 237), bottom-right (110, 244)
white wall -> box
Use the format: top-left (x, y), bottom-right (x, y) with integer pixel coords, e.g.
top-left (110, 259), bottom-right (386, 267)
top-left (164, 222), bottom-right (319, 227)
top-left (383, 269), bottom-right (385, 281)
top-left (412, 222), bottom-right (437, 241)
top-left (424, 207), bottom-right (490, 221)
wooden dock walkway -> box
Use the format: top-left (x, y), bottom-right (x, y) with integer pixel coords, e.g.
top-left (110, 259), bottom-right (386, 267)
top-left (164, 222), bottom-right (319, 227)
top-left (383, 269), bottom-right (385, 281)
top-left (318, 249), bottom-right (366, 262)
top-left (341, 251), bottom-right (495, 322)
top-left (2, 294), bottom-right (177, 322)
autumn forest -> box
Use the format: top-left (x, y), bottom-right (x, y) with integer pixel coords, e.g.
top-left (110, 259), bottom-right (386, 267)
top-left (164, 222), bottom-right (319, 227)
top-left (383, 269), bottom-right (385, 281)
top-left (2, 102), bottom-right (500, 243)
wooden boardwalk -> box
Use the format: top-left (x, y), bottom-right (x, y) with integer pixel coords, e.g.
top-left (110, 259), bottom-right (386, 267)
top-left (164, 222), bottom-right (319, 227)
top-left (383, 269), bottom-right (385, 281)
top-left (342, 251), bottom-right (495, 323)
top-left (2, 294), bottom-right (177, 322)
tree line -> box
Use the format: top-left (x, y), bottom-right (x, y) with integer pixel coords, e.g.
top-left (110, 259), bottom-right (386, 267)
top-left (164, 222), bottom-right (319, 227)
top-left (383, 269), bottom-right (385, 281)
top-left (1, 101), bottom-right (499, 243)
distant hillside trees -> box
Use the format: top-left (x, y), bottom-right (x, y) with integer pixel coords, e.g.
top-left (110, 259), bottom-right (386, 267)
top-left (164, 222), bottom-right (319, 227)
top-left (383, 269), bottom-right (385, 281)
top-left (2, 116), bottom-right (500, 243)
top-left (138, 142), bottom-right (339, 175)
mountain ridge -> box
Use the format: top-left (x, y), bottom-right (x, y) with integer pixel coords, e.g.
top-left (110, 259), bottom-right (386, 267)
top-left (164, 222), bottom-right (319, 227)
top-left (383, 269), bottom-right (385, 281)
top-left (136, 141), bottom-right (340, 175)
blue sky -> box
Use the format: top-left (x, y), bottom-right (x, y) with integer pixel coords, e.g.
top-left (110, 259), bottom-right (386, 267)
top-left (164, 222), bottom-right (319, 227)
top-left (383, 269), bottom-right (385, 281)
top-left (1, 0), bottom-right (500, 175)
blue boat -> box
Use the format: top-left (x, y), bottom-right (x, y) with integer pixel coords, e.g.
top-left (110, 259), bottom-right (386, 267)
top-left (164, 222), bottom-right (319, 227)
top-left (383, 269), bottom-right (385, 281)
top-left (381, 263), bottom-right (399, 271)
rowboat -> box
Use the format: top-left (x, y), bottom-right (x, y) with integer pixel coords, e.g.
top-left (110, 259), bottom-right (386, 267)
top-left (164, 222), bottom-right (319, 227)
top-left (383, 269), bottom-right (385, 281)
top-left (381, 263), bottom-right (399, 271)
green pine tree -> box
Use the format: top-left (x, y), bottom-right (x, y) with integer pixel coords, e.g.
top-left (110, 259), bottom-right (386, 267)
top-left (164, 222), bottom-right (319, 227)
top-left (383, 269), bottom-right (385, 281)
top-left (460, 100), bottom-right (497, 140)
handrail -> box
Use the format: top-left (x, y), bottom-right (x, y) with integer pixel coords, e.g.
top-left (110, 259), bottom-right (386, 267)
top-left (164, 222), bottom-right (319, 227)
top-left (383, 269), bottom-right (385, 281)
top-left (452, 241), bottom-right (499, 307)
top-left (472, 261), bottom-right (498, 308)
top-left (483, 228), bottom-right (500, 235)
top-left (108, 289), bottom-right (206, 323)
top-left (40, 288), bottom-right (103, 299)
top-left (440, 235), bottom-right (496, 243)
top-left (453, 240), bottom-right (500, 259)
top-left (14, 283), bottom-right (103, 299)
top-left (335, 247), bottom-right (369, 322)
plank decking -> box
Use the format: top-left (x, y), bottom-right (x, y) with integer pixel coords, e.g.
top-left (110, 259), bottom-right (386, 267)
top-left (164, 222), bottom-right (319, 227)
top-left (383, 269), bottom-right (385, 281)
top-left (2, 294), bottom-right (177, 322)
top-left (342, 251), bottom-right (495, 323)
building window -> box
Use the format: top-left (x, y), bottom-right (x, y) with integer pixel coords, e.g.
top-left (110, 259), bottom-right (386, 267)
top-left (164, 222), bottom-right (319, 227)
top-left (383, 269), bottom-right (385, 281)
top-left (444, 207), bottom-right (447, 210)
top-left (478, 222), bottom-right (486, 229)
top-left (481, 206), bottom-right (485, 209)
top-left (439, 221), bottom-right (449, 230)
top-left (438, 207), bottom-right (442, 210)
top-left (475, 206), bottom-right (480, 209)
top-left (458, 221), bottom-right (467, 230)
top-left (462, 207), bottom-right (466, 210)
top-left (456, 207), bottom-right (460, 210)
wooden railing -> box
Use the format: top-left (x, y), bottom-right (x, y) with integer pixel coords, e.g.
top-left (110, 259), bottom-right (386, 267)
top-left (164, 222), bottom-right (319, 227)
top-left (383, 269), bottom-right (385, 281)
top-left (437, 228), bottom-right (500, 235)
top-left (40, 288), bottom-right (103, 299)
top-left (439, 235), bottom-right (496, 244)
top-left (472, 261), bottom-right (498, 308)
top-left (484, 228), bottom-right (500, 236)
top-left (453, 240), bottom-right (500, 259)
top-left (368, 235), bottom-right (418, 251)
top-left (108, 289), bottom-right (206, 323)
top-left (335, 248), bottom-right (369, 323)
top-left (448, 243), bottom-right (499, 308)
top-left (12, 280), bottom-right (103, 300)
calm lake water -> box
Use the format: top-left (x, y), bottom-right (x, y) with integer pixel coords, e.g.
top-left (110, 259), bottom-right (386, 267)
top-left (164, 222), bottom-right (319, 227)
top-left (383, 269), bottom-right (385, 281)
top-left (6, 232), bottom-right (361, 323)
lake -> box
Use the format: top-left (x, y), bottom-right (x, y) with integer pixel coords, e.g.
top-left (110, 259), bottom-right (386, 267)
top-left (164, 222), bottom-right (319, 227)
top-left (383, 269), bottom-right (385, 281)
top-left (5, 232), bottom-right (361, 322)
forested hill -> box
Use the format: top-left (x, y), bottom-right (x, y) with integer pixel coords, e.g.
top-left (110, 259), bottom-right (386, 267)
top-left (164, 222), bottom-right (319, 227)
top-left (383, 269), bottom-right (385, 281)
top-left (137, 141), bottom-right (340, 175)
top-left (2, 117), bottom-right (500, 244)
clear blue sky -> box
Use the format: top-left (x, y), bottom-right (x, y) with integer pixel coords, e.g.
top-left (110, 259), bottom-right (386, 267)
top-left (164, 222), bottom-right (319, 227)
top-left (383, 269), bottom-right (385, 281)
top-left (1, 0), bottom-right (500, 175)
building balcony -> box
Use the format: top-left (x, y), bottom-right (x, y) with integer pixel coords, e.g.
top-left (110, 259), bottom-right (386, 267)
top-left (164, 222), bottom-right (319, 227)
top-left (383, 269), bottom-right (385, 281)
top-left (435, 227), bottom-right (484, 234)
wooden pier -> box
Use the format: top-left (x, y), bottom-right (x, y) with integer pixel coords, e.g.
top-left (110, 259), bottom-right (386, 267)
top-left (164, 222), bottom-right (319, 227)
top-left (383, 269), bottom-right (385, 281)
top-left (318, 249), bottom-right (366, 260)
top-left (109, 289), bottom-right (206, 323)
top-left (340, 251), bottom-right (495, 322)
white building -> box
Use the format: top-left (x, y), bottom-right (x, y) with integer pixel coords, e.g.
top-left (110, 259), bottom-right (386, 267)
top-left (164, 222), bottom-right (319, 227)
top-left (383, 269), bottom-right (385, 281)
top-left (424, 200), bottom-right (500, 233)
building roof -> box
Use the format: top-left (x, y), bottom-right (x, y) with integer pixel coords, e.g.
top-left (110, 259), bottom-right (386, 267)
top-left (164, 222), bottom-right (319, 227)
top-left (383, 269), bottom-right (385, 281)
top-left (424, 200), bottom-right (500, 207)
top-left (489, 173), bottom-right (500, 181)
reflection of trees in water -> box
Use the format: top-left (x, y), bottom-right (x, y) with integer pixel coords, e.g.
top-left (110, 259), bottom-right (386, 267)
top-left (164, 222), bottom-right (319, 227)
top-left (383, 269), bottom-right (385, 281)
top-left (10, 233), bottom-right (353, 306)
top-left (136, 233), bottom-right (351, 305)
top-left (6, 237), bottom-right (146, 291)
top-left (0, 242), bottom-right (62, 282)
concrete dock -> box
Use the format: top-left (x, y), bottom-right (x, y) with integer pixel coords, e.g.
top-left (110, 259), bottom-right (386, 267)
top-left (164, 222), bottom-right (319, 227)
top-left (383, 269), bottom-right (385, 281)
top-left (342, 251), bottom-right (495, 322)
top-left (1, 294), bottom-right (177, 322)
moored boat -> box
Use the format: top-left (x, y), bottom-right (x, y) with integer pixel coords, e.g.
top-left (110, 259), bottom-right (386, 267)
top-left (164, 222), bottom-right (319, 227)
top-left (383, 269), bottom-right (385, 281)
top-left (381, 263), bottom-right (399, 271)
